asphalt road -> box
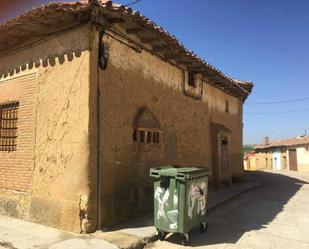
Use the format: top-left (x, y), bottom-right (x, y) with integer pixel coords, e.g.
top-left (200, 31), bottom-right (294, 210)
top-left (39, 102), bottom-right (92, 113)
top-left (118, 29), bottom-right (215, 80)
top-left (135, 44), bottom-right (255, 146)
top-left (146, 170), bottom-right (309, 249)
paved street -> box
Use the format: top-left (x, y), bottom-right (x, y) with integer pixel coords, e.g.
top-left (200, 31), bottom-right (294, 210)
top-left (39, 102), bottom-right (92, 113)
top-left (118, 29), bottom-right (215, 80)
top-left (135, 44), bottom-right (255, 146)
top-left (146, 170), bottom-right (309, 249)
top-left (0, 170), bottom-right (308, 249)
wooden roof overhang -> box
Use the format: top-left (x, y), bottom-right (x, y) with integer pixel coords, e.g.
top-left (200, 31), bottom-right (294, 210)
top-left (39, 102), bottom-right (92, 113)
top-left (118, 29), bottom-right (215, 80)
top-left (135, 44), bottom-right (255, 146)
top-left (0, 0), bottom-right (253, 100)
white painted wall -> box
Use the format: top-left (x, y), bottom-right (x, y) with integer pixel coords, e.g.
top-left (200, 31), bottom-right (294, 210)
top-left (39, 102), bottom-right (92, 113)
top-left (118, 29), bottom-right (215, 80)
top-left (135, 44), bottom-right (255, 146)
top-left (296, 146), bottom-right (309, 172)
top-left (272, 149), bottom-right (281, 170)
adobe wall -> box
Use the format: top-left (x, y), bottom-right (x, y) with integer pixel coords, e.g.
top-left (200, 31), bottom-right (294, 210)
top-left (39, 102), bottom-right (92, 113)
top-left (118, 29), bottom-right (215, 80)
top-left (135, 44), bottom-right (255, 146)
top-left (0, 25), bottom-right (94, 232)
top-left (97, 29), bottom-right (244, 227)
top-left (254, 150), bottom-right (272, 170)
top-left (296, 147), bottom-right (309, 172)
top-left (280, 148), bottom-right (288, 170)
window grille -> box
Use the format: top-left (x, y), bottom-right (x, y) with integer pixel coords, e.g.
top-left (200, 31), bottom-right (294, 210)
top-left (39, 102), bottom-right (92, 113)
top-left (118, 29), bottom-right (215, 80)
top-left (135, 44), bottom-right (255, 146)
top-left (133, 129), bottom-right (160, 144)
top-left (0, 101), bottom-right (19, 152)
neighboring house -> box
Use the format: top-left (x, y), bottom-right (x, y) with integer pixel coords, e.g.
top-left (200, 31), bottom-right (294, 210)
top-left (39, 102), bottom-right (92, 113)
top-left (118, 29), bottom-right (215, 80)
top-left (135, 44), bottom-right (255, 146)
top-left (254, 136), bottom-right (309, 172)
top-left (243, 150), bottom-right (256, 170)
top-left (0, 0), bottom-right (253, 233)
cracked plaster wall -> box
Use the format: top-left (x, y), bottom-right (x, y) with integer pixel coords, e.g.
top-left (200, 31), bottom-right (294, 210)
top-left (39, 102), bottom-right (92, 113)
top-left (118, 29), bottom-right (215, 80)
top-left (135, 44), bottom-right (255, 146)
top-left (98, 29), bottom-right (244, 227)
top-left (0, 25), bottom-right (93, 232)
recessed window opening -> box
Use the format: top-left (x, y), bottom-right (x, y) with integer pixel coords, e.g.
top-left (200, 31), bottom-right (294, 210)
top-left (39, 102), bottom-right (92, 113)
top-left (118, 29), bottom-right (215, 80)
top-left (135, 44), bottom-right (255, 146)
top-left (140, 130), bottom-right (145, 143)
top-left (221, 139), bottom-right (228, 145)
top-left (188, 71), bottom-right (196, 88)
top-left (225, 100), bottom-right (229, 113)
top-left (147, 131), bottom-right (152, 143)
top-left (133, 129), bottom-right (138, 142)
top-left (133, 129), bottom-right (160, 144)
top-left (133, 108), bottom-right (161, 145)
top-left (0, 101), bottom-right (19, 152)
top-left (153, 132), bottom-right (160, 143)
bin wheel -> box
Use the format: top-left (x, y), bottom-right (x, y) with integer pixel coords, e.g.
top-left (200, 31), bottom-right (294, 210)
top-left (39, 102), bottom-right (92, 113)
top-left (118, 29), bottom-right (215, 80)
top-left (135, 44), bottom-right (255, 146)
top-left (200, 222), bottom-right (208, 233)
top-left (157, 231), bottom-right (167, 241)
top-left (181, 233), bottom-right (189, 246)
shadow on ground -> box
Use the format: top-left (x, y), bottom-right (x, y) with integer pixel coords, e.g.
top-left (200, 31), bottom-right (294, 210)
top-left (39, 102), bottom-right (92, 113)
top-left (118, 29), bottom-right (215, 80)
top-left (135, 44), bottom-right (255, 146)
top-left (163, 170), bottom-right (308, 246)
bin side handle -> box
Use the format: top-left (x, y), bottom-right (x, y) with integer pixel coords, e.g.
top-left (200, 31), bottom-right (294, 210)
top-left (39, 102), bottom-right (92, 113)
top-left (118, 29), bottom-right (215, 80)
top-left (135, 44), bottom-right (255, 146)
top-left (150, 171), bottom-right (160, 178)
top-left (176, 173), bottom-right (185, 180)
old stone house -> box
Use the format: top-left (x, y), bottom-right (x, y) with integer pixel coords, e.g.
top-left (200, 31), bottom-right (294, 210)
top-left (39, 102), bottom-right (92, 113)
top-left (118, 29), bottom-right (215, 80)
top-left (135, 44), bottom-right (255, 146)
top-left (243, 150), bottom-right (256, 170)
top-left (253, 136), bottom-right (309, 172)
top-left (0, 0), bottom-right (252, 233)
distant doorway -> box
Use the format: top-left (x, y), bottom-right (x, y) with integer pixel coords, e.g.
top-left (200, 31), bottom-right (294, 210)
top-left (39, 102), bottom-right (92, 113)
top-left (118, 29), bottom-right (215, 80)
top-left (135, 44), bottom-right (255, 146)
top-left (283, 156), bottom-right (287, 169)
top-left (289, 149), bottom-right (298, 171)
top-left (220, 138), bottom-right (231, 185)
top-left (221, 139), bottom-right (229, 171)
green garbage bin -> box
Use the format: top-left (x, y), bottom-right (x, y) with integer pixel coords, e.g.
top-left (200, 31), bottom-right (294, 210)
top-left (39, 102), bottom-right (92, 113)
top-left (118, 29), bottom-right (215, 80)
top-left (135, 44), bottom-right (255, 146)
top-left (150, 165), bottom-right (209, 245)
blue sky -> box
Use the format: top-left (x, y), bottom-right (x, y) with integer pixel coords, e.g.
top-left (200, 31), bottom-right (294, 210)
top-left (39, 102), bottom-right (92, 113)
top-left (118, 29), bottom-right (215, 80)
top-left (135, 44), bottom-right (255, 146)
top-left (2, 0), bottom-right (309, 145)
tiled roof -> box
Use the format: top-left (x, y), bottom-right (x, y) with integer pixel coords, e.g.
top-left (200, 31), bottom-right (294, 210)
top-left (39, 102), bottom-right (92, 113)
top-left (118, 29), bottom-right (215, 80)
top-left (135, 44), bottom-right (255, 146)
top-left (0, 0), bottom-right (253, 99)
top-left (255, 136), bottom-right (309, 149)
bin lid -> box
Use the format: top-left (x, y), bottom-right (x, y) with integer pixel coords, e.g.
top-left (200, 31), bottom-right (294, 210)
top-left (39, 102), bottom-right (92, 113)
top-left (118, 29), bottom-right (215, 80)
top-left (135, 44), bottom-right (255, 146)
top-left (150, 165), bottom-right (209, 179)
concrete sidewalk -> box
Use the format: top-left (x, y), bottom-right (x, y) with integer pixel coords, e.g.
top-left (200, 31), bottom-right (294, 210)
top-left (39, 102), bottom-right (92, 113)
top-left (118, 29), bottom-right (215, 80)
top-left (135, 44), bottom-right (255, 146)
top-left (0, 215), bottom-right (118, 249)
top-left (93, 181), bottom-right (260, 249)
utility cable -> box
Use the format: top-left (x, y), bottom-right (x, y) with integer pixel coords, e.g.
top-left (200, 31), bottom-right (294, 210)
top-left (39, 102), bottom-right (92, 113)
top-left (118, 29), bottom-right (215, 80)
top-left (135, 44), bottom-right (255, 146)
top-left (245, 97), bottom-right (309, 105)
top-left (245, 108), bottom-right (309, 115)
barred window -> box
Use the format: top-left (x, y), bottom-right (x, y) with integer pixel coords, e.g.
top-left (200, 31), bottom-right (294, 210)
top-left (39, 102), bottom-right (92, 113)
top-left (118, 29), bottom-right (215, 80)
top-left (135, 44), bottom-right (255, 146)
top-left (0, 101), bottom-right (19, 152)
top-left (133, 129), bottom-right (160, 144)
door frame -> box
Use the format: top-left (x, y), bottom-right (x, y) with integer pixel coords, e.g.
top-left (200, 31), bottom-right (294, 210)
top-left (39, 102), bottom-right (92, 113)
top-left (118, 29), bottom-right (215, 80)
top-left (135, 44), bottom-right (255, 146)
top-left (288, 148), bottom-right (298, 171)
top-left (210, 123), bottom-right (231, 190)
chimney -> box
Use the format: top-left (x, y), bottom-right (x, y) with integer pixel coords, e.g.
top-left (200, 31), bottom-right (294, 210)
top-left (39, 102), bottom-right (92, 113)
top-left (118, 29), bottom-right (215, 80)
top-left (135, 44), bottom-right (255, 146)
top-left (264, 137), bottom-right (270, 145)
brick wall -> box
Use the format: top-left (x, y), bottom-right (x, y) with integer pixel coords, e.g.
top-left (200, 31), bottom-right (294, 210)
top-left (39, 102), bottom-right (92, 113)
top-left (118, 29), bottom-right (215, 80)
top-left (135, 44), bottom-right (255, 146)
top-left (0, 72), bottom-right (37, 193)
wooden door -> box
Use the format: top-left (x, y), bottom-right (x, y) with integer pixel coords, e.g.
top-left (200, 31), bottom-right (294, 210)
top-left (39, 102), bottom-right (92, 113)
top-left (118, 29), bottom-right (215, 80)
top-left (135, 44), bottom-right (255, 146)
top-left (289, 149), bottom-right (298, 171)
top-left (221, 140), bottom-right (228, 171)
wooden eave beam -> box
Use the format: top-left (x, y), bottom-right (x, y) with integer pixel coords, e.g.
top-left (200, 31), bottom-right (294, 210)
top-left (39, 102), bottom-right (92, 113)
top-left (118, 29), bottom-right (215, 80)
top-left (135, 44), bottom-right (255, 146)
top-left (164, 54), bottom-right (183, 60)
top-left (140, 37), bottom-right (159, 43)
top-left (4, 25), bottom-right (32, 34)
top-left (126, 27), bottom-right (143, 34)
top-left (152, 45), bottom-right (170, 52)
top-left (108, 18), bottom-right (126, 24)
top-left (187, 66), bottom-right (203, 72)
top-left (3, 31), bottom-right (27, 40)
top-left (177, 60), bottom-right (194, 66)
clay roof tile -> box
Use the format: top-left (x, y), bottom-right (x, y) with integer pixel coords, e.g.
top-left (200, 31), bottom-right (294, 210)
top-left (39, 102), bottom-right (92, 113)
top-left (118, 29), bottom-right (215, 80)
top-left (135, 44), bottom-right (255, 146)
top-left (0, 0), bottom-right (253, 99)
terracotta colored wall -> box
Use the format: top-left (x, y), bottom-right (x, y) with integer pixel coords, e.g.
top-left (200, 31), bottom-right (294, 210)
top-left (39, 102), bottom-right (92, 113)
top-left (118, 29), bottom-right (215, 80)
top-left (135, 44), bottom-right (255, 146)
top-left (254, 150), bottom-right (271, 170)
top-left (97, 29), bottom-right (244, 227)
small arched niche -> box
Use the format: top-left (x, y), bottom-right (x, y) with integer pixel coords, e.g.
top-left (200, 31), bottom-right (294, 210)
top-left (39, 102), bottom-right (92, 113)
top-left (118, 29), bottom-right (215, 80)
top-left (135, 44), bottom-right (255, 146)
top-left (132, 108), bottom-right (161, 145)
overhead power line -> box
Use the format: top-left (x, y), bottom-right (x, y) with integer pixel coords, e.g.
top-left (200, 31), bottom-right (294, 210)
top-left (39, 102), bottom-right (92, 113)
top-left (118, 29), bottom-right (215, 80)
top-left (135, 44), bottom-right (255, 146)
top-left (124, 0), bottom-right (142, 7)
top-left (245, 108), bottom-right (309, 115)
top-left (245, 97), bottom-right (309, 105)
